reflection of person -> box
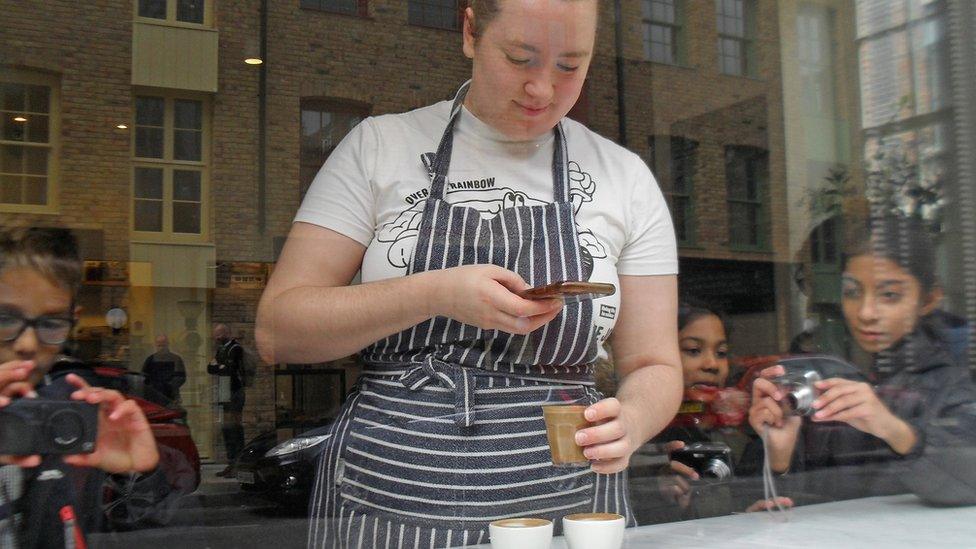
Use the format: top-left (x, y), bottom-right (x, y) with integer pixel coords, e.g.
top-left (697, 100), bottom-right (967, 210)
top-left (649, 302), bottom-right (785, 521)
top-left (257, 0), bottom-right (683, 543)
top-left (207, 323), bottom-right (245, 477)
top-left (141, 334), bottom-right (186, 402)
top-left (749, 216), bottom-right (976, 505)
top-left (0, 227), bottom-right (160, 548)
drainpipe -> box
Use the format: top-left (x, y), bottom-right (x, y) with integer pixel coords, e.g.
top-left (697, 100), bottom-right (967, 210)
top-left (614, 0), bottom-right (628, 147)
top-left (257, 0), bottom-right (268, 234)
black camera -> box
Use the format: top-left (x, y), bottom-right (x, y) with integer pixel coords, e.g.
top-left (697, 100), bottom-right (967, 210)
top-left (670, 442), bottom-right (733, 480)
top-left (772, 370), bottom-right (822, 416)
top-left (0, 399), bottom-right (97, 455)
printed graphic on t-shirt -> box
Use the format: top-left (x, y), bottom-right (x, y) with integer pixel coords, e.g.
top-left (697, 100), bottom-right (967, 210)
top-left (377, 159), bottom-right (608, 277)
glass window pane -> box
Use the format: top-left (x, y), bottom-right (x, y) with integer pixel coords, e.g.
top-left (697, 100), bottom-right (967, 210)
top-left (22, 176), bottom-right (46, 205)
top-left (135, 127), bottom-right (164, 158)
top-left (26, 85), bottom-right (50, 114)
top-left (673, 196), bottom-right (688, 242)
top-left (3, 115), bottom-right (26, 141)
top-left (173, 202), bottom-right (201, 233)
top-left (25, 114), bottom-right (48, 143)
top-left (134, 200), bottom-right (163, 231)
top-left (321, 0), bottom-right (360, 15)
top-left (173, 170), bottom-right (201, 201)
top-left (174, 129), bottom-right (202, 161)
top-left (138, 0), bottom-right (167, 19)
top-left (136, 96), bottom-right (165, 126)
top-left (0, 175), bottom-right (21, 203)
top-left (2, 83), bottom-right (25, 111)
top-left (174, 99), bottom-right (202, 130)
top-left (24, 147), bottom-right (47, 175)
top-left (177, 0), bottom-right (205, 23)
top-left (134, 167), bottom-right (164, 199)
top-left (1, 145), bottom-right (23, 174)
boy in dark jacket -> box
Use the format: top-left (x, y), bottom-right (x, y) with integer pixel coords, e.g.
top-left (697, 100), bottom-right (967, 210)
top-left (0, 227), bottom-right (161, 548)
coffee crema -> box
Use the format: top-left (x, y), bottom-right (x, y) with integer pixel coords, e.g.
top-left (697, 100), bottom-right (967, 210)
top-left (490, 518), bottom-right (551, 528)
top-left (563, 513), bottom-right (624, 522)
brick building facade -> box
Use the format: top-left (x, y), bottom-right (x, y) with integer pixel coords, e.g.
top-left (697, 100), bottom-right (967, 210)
top-left (2, 0), bottom-right (806, 460)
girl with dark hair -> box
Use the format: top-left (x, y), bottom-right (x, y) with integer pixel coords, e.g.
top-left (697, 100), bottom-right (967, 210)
top-left (749, 216), bottom-right (976, 505)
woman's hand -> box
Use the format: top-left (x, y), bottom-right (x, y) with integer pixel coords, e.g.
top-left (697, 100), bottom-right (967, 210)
top-left (0, 360), bottom-right (41, 467)
top-left (656, 441), bottom-right (697, 509)
top-left (747, 365), bottom-right (801, 472)
top-left (64, 374), bottom-right (160, 473)
top-left (573, 397), bottom-right (644, 474)
top-left (812, 378), bottom-right (917, 454)
top-left (745, 497), bottom-right (794, 513)
top-left (429, 265), bottom-right (563, 335)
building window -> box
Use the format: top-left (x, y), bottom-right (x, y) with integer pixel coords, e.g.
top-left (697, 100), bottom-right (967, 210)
top-left (716, 0), bottom-right (755, 76)
top-left (137, 0), bottom-right (208, 25)
top-left (643, 0), bottom-right (683, 65)
top-left (408, 0), bottom-right (463, 31)
top-left (725, 145), bottom-right (768, 248)
top-left (300, 100), bottom-right (369, 200)
top-left (649, 135), bottom-right (698, 244)
top-left (1, 72), bottom-right (58, 212)
top-left (301, 0), bottom-right (367, 17)
top-left (133, 95), bottom-right (208, 239)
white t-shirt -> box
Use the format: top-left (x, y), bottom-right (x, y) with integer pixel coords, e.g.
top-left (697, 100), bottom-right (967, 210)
top-left (296, 99), bottom-right (677, 350)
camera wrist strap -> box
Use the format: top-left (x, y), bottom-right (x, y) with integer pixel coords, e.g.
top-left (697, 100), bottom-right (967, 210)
top-left (761, 425), bottom-right (791, 519)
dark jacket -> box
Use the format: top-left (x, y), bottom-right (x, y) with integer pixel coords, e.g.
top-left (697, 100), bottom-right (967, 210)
top-left (207, 338), bottom-right (245, 395)
top-left (786, 325), bottom-right (976, 506)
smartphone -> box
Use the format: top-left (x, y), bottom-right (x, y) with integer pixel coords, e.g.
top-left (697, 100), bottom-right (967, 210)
top-left (519, 281), bottom-right (616, 303)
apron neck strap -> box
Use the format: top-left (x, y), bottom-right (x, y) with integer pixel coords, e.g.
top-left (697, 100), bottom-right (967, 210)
top-left (428, 81), bottom-right (570, 204)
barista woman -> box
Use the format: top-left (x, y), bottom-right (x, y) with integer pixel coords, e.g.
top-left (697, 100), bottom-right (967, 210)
top-left (256, 0), bottom-right (683, 545)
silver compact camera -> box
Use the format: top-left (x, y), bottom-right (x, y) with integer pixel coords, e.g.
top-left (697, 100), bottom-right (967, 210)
top-left (0, 399), bottom-right (98, 455)
top-left (772, 370), bottom-right (822, 416)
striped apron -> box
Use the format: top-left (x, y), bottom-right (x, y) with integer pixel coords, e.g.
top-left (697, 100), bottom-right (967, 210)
top-left (308, 82), bottom-right (634, 549)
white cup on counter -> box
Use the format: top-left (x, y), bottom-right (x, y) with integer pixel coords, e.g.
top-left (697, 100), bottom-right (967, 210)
top-left (562, 512), bottom-right (625, 549)
top-left (489, 517), bottom-right (553, 549)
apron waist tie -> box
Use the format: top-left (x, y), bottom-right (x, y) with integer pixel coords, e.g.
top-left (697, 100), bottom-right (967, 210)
top-left (399, 356), bottom-right (477, 428)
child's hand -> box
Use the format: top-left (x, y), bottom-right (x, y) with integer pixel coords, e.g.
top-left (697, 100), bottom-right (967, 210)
top-left (811, 378), bottom-right (917, 453)
top-left (64, 374), bottom-right (160, 473)
top-left (0, 360), bottom-right (41, 467)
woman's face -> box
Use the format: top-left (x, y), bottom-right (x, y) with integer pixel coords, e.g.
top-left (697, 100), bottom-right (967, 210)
top-left (0, 266), bottom-right (74, 383)
top-left (841, 254), bottom-right (939, 353)
top-left (678, 314), bottom-right (729, 389)
top-left (462, 0), bottom-right (597, 140)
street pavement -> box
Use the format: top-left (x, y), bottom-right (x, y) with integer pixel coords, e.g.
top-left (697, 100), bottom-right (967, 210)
top-left (91, 464), bottom-right (312, 549)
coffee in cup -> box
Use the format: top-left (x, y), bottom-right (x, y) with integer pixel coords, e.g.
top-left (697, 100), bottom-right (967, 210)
top-left (542, 405), bottom-right (590, 467)
top-left (489, 517), bottom-right (553, 549)
top-left (562, 513), bottom-right (625, 549)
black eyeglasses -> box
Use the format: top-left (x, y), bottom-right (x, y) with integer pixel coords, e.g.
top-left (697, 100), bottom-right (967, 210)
top-left (0, 312), bottom-right (75, 345)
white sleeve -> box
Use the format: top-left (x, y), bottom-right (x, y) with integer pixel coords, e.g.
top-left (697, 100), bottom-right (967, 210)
top-left (616, 156), bottom-right (679, 276)
top-left (293, 119), bottom-right (378, 247)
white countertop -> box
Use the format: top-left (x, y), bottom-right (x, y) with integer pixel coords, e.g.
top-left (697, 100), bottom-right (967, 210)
top-left (474, 495), bottom-right (976, 548)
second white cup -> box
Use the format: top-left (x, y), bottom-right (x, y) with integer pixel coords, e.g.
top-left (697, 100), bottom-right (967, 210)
top-left (562, 512), bottom-right (625, 549)
top-left (489, 517), bottom-right (553, 549)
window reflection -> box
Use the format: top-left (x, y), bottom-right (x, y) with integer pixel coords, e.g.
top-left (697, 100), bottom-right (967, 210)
top-left (1, 0), bottom-right (974, 546)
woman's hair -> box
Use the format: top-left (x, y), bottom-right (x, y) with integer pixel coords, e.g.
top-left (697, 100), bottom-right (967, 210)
top-left (841, 215), bottom-right (939, 293)
top-left (678, 299), bottom-right (730, 335)
top-left (467, 0), bottom-right (597, 39)
top-left (0, 226), bottom-right (82, 294)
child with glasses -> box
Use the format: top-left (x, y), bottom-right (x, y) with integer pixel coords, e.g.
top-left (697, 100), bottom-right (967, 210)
top-left (0, 226), bottom-right (160, 549)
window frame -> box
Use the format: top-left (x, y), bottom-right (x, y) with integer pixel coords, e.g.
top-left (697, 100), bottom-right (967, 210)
top-left (642, 0), bottom-right (685, 66)
top-left (724, 144), bottom-right (769, 251)
top-left (407, 0), bottom-right (465, 32)
top-left (299, 98), bottom-right (371, 202)
top-left (649, 135), bottom-right (698, 246)
top-left (300, 0), bottom-right (369, 17)
top-left (133, 0), bottom-right (213, 28)
top-left (715, 0), bottom-right (757, 77)
top-left (131, 92), bottom-right (211, 243)
top-left (0, 69), bottom-right (60, 215)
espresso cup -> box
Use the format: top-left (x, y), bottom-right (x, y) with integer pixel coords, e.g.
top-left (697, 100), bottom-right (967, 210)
top-left (562, 513), bottom-right (625, 549)
top-left (489, 517), bottom-right (553, 549)
top-left (542, 405), bottom-right (590, 467)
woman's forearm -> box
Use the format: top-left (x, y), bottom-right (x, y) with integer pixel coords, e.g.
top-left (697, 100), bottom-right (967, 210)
top-left (615, 361), bottom-right (683, 445)
top-left (256, 270), bottom-right (440, 364)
